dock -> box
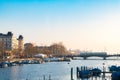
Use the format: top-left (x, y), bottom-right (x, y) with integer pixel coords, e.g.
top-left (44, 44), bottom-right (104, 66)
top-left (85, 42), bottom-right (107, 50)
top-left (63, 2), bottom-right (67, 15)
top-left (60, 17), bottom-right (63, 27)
top-left (71, 66), bottom-right (120, 80)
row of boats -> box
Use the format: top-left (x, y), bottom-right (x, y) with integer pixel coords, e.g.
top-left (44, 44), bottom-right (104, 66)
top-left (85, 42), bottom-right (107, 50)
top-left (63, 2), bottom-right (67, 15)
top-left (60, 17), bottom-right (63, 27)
top-left (0, 57), bottom-right (72, 68)
top-left (43, 57), bottom-right (72, 62)
top-left (0, 59), bottom-right (42, 68)
top-left (76, 66), bottom-right (101, 78)
top-left (109, 65), bottom-right (120, 80)
top-left (77, 65), bottom-right (120, 80)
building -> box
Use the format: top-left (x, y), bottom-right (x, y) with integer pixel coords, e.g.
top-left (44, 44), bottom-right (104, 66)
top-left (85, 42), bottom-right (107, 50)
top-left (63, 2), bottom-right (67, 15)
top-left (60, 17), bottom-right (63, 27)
top-left (18, 35), bottom-right (24, 51)
top-left (0, 32), bottom-right (24, 57)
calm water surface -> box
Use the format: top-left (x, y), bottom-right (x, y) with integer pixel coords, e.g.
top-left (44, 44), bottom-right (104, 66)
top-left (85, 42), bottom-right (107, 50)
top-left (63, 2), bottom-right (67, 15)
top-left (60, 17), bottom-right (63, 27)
top-left (0, 59), bottom-right (120, 80)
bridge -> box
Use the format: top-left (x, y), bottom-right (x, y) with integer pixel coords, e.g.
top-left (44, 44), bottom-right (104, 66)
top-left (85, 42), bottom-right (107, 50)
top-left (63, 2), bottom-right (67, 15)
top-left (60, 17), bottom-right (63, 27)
top-left (54, 52), bottom-right (120, 60)
top-left (71, 54), bottom-right (120, 60)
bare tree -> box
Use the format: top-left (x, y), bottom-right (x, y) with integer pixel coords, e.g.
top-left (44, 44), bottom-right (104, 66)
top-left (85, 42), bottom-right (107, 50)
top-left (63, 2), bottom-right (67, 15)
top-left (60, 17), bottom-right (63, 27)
top-left (24, 43), bottom-right (38, 58)
top-left (0, 41), bottom-right (3, 58)
top-left (49, 42), bottom-right (67, 55)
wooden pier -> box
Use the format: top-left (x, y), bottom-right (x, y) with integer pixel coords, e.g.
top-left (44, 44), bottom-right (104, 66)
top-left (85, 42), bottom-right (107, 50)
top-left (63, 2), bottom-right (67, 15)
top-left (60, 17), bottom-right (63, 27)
top-left (71, 67), bottom-right (113, 80)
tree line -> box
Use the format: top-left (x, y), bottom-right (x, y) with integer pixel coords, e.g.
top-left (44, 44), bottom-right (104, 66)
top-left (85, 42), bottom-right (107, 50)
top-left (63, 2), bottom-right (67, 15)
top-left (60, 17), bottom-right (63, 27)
top-left (0, 42), bottom-right (68, 59)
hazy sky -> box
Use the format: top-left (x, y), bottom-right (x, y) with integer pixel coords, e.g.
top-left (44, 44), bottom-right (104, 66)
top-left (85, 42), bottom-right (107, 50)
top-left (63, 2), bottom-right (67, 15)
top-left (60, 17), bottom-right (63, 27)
top-left (1, 0), bottom-right (120, 53)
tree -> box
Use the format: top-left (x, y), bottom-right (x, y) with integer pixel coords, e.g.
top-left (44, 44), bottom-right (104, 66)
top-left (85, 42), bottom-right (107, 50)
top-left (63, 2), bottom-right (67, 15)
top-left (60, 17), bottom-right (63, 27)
top-left (35, 46), bottom-right (51, 55)
top-left (24, 43), bottom-right (38, 58)
top-left (11, 49), bottom-right (19, 58)
top-left (0, 41), bottom-right (7, 60)
top-left (49, 42), bottom-right (67, 55)
top-left (0, 41), bottom-right (3, 58)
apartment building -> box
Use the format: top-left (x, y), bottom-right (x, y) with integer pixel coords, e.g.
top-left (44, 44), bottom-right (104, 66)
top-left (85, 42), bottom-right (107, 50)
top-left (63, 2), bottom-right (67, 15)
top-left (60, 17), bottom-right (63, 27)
top-left (0, 32), bottom-right (24, 55)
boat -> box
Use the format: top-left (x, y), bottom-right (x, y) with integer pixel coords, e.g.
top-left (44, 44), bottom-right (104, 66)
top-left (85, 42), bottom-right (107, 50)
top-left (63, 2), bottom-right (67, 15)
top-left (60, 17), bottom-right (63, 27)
top-left (0, 62), bottom-right (8, 68)
top-left (109, 65), bottom-right (118, 72)
top-left (91, 68), bottom-right (101, 76)
top-left (112, 71), bottom-right (120, 80)
top-left (79, 70), bottom-right (92, 78)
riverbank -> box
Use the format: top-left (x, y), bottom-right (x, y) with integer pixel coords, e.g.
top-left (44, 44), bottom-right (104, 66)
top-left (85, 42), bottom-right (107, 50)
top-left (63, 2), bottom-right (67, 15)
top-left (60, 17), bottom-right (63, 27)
top-left (0, 57), bottom-right (72, 68)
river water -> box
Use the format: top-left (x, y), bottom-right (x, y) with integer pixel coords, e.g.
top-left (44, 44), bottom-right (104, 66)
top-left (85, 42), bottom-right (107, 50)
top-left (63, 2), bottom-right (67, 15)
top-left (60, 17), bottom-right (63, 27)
top-left (0, 58), bottom-right (120, 80)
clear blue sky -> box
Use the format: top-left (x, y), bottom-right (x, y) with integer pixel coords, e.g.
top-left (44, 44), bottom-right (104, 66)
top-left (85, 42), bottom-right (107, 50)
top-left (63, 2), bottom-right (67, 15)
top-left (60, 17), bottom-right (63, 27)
top-left (1, 0), bottom-right (120, 53)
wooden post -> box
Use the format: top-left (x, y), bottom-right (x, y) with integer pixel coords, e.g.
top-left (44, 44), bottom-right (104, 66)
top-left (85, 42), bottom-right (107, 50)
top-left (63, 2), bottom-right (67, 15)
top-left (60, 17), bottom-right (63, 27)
top-left (95, 76), bottom-right (97, 80)
top-left (76, 67), bottom-right (79, 78)
top-left (71, 67), bottom-right (74, 80)
top-left (49, 74), bottom-right (51, 80)
top-left (102, 63), bottom-right (105, 80)
top-left (43, 75), bottom-right (45, 80)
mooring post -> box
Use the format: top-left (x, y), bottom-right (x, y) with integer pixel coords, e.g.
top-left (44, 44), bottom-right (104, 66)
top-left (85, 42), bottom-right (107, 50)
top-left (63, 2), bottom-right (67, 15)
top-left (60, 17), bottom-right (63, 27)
top-left (43, 75), bottom-right (45, 80)
top-left (91, 76), bottom-right (93, 80)
top-left (95, 76), bottom-right (97, 80)
top-left (71, 67), bottom-right (74, 80)
top-left (76, 67), bottom-right (79, 78)
top-left (49, 74), bottom-right (51, 80)
top-left (102, 63), bottom-right (106, 80)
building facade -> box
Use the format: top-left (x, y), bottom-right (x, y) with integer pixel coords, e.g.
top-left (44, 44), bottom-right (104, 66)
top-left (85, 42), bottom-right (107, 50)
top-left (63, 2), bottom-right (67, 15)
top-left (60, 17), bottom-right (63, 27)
top-left (0, 32), bottom-right (24, 57)
top-left (18, 35), bottom-right (24, 51)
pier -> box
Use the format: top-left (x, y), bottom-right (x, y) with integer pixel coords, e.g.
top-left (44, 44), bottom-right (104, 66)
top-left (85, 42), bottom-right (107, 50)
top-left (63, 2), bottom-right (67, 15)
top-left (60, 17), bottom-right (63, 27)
top-left (70, 66), bottom-right (120, 80)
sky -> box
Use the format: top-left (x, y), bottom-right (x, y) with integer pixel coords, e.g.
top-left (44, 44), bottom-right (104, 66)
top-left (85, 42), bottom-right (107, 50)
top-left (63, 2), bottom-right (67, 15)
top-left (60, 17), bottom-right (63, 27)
top-left (1, 0), bottom-right (120, 54)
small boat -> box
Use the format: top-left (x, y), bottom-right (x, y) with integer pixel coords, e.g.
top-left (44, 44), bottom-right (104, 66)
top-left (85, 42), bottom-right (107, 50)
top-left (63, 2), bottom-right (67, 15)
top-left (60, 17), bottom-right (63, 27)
top-left (79, 70), bottom-right (92, 78)
top-left (11, 62), bottom-right (17, 66)
top-left (0, 62), bottom-right (8, 68)
top-left (91, 68), bottom-right (101, 76)
top-left (109, 65), bottom-right (118, 72)
top-left (63, 58), bottom-right (72, 62)
top-left (112, 71), bottom-right (120, 80)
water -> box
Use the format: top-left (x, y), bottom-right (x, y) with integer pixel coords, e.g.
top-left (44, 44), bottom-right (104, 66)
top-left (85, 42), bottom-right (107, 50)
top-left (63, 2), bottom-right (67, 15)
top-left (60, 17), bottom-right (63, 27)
top-left (0, 59), bottom-right (120, 80)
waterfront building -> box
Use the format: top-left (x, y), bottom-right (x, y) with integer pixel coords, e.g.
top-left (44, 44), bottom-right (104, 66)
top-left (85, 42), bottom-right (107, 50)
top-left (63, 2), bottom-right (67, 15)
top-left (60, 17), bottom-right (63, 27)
top-left (0, 32), bottom-right (24, 58)
top-left (18, 35), bottom-right (24, 53)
